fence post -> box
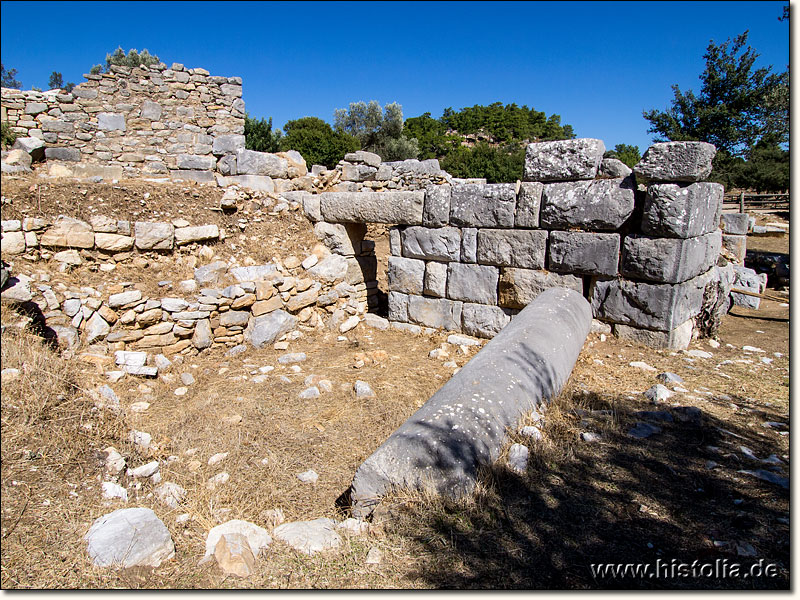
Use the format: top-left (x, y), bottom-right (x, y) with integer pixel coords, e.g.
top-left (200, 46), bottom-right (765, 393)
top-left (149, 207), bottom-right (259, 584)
top-left (740, 191), bottom-right (745, 213)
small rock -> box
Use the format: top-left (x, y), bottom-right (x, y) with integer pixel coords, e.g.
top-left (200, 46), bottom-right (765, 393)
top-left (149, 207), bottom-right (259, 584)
top-left (643, 384), bottom-right (673, 403)
top-left (180, 372), bottom-right (196, 385)
top-left (580, 432), bottom-right (601, 443)
top-left (738, 469), bottom-right (789, 489)
top-left (203, 519), bottom-right (272, 563)
top-left (278, 352), bottom-right (306, 364)
top-left (128, 430), bottom-right (152, 450)
top-left (207, 472), bottom-right (230, 490)
top-left (365, 547), bottom-right (382, 565)
top-left (520, 425), bottom-right (543, 441)
top-left (742, 345), bottom-right (765, 353)
top-left (707, 339), bottom-right (720, 349)
top-left (354, 380), bottom-right (376, 398)
top-left (337, 518), bottom-right (370, 535)
top-left (214, 533), bottom-right (256, 578)
top-left (687, 349), bottom-right (713, 359)
top-left (101, 482), bottom-right (128, 502)
top-left (85, 507), bottom-right (174, 568)
top-left (128, 461), bottom-right (160, 478)
top-left (130, 401), bottom-right (150, 413)
top-left (154, 482), bottom-right (187, 508)
top-left (297, 469), bottom-right (318, 484)
top-left (208, 452), bottom-right (229, 466)
top-left (174, 387), bottom-right (188, 396)
top-left (100, 447), bottom-right (126, 473)
top-left (339, 315), bottom-right (360, 333)
top-left (298, 386), bottom-right (320, 399)
top-left (507, 443), bottom-right (528, 473)
top-left (627, 422), bottom-right (662, 439)
top-left (260, 508), bottom-right (285, 528)
top-left (629, 361), bottom-right (656, 372)
top-left (273, 518), bottom-right (342, 555)
top-left (656, 372), bottom-right (684, 385)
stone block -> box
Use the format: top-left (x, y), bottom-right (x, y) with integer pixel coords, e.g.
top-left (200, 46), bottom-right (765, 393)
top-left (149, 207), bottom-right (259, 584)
top-left (212, 134), bottom-right (245, 156)
top-left (515, 182), bottom-right (543, 228)
top-left (319, 191), bottom-right (425, 225)
top-left (722, 233), bottom-right (746, 264)
top-left (11, 137), bottom-right (45, 161)
top-left (600, 158), bottom-right (632, 178)
top-left (140, 100), bottom-right (162, 120)
top-left (72, 87), bottom-right (98, 99)
top-left (174, 225), bottom-right (220, 245)
top-left (39, 216), bottom-right (94, 248)
top-left (45, 147), bottom-right (81, 162)
top-left (169, 170), bottom-right (216, 184)
top-left (633, 141), bottom-right (716, 184)
top-left (25, 102), bottom-right (48, 115)
top-left (407, 295), bottom-right (462, 331)
top-left (387, 256), bottom-right (425, 294)
top-left (244, 310), bottom-right (297, 348)
top-left (642, 182), bottom-right (723, 238)
top-left (387, 291), bottom-right (409, 322)
top-left (342, 164), bottom-right (377, 182)
top-left (612, 320), bottom-right (694, 351)
top-left (548, 231), bottom-right (620, 277)
top-left (134, 222), bottom-right (174, 250)
top-left (94, 233), bottom-right (135, 252)
top-left (177, 154), bottom-right (216, 170)
top-left (498, 268), bottom-right (583, 309)
top-left (720, 213), bottom-right (749, 235)
top-left (461, 303), bottom-right (510, 339)
top-left (523, 138), bottom-right (605, 181)
top-left (541, 177), bottom-right (635, 231)
top-left (423, 261), bottom-right (448, 297)
top-left (229, 264), bottom-right (277, 282)
top-left (449, 183), bottom-right (516, 228)
top-left (446, 263), bottom-right (498, 305)
top-left (1, 231), bottom-right (25, 254)
top-left (476, 229), bottom-right (547, 269)
top-left (460, 228), bottom-right (477, 263)
top-left (236, 149), bottom-right (288, 178)
top-left (731, 265), bottom-right (766, 309)
top-left (41, 120), bottom-right (73, 133)
top-left (423, 185), bottom-right (451, 227)
top-left (97, 113), bottom-right (126, 131)
top-left (389, 227), bottom-right (402, 255)
top-left (344, 151), bottom-right (381, 167)
top-left (621, 230), bottom-right (721, 283)
top-left (314, 222), bottom-right (361, 256)
top-left (401, 226), bottom-right (461, 262)
top-left (216, 175), bottom-right (274, 192)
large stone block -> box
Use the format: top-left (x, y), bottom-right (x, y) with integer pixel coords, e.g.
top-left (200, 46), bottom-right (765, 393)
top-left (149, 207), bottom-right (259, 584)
top-left (174, 225), bottom-right (220, 245)
top-left (344, 151), bottom-right (381, 167)
top-left (590, 268), bottom-right (717, 330)
top-left (548, 231), bottom-right (620, 277)
top-left (423, 185), bottom-right (451, 227)
top-left (498, 268), bottom-right (583, 309)
top-left (722, 233), bottom-right (746, 264)
top-left (407, 295), bottom-right (462, 331)
top-left (423, 261), bottom-right (448, 297)
top-left (612, 319), bottom-right (694, 351)
top-left (39, 216), bottom-right (94, 248)
top-left (245, 310), bottom-right (297, 348)
top-left (342, 164), bottom-right (377, 182)
top-left (97, 113), bottom-right (126, 131)
top-left (140, 100), bottom-right (162, 120)
top-left (216, 174), bottom-right (275, 192)
top-left (447, 263), bottom-right (498, 305)
top-left (461, 303), bottom-right (510, 338)
top-left (94, 233), bottom-right (135, 252)
top-left (641, 182), bottom-right (723, 238)
top-left (134, 222), bottom-right (174, 250)
top-left (515, 182), bottom-right (543, 228)
top-left (633, 141), bottom-right (716, 184)
top-left (12, 137), bottom-right (45, 161)
top-left (319, 191), bottom-right (425, 225)
top-left (719, 213), bottom-right (749, 235)
top-left (1, 232), bottom-right (26, 254)
top-left (460, 228), bottom-right (477, 263)
top-left (401, 226), bottom-right (461, 262)
top-left (621, 230), bottom-right (721, 283)
top-left (476, 229), bottom-right (547, 269)
top-left (177, 154), bottom-right (216, 170)
top-left (45, 147), bottom-right (81, 162)
top-left (236, 149), bottom-right (289, 178)
top-left (387, 291), bottom-right (409, 322)
top-left (314, 222), bottom-right (362, 256)
top-left (387, 256), bottom-right (425, 294)
top-left (541, 177), bottom-right (635, 231)
top-left (523, 138), bottom-right (605, 181)
top-left (731, 265), bottom-right (767, 309)
top-left (449, 184), bottom-right (516, 228)
top-left (212, 134), bottom-right (246, 156)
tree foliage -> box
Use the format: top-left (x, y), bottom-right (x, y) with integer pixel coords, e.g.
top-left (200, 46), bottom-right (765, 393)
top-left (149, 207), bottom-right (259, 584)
top-left (440, 102), bottom-right (574, 143)
top-left (441, 142), bottom-right (525, 183)
top-left (604, 143), bottom-right (641, 168)
top-left (48, 71), bottom-right (75, 93)
top-left (244, 114), bottom-right (282, 153)
top-left (333, 100), bottom-right (419, 161)
top-left (280, 117), bottom-right (360, 168)
top-left (91, 47), bottom-right (161, 74)
top-left (1, 64), bottom-right (21, 89)
top-left (643, 31), bottom-right (788, 191)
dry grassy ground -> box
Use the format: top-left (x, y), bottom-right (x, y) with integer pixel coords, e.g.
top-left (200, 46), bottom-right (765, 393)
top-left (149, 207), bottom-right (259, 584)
top-left (0, 176), bottom-right (790, 589)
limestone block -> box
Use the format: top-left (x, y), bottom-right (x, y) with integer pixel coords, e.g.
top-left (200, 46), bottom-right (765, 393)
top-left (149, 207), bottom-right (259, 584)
top-left (314, 222), bottom-right (362, 256)
top-left (476, 229), bottom-right (547, 269)
top-left (39, 216), bottom-right (94, 248)
top-left (318, 191), bottom-right (424, 225)
top-left (621, 230), bottom-right (721, 283)
top-left (95, 233), bottom-right (135, 252)
top-left (401, 226), bottom-right (461, 262)
top-left (97, 112), bottom-right (126, 131)
top-left (548, 231), bottom-right (620, 276)
top-left (387, 256), bottom-right (425, 294)
top-left (389, 227), bottom-right (402, 255)
top-left (423, 261), bottom-right (448, 297)
top-left (342, 164), bottom-right (377, 182)
top-left (212, 134), bottom-right (245, 157)
top-left (633, 141), bottom-right (716, 184)
top-left (235, 149), bottom-right (288, 178)
top-left (722, 233), bottom-right (746, 264)
top-left (277, 150), bottom-right (307, 178)
top-left (498, 268), bottom-right (583, 309)
top-left (720, 213), bottom-right (749, 235)
top-left (387, 291), bottom-right (409, 322)
top-left (174, 225), bottom-right (220, 245)
top-left (600, 158), bottom-right (632, 178)
top-left (446, 263), bottom-right (498, 305)
top-left (11, 136), bottom-right (45, 161)
top-left (134, 222), bottom-right (174, 250)
top-left (244, 310), bottom-right (297, 348)
top-left (461, 303), bottom-right (510, 339)
top-left (449, 183), bottom-right (516, 228)
top-left (642, 182), bottom-right (723, 238)
top-left (1, 232), bottom-right (26, 254)
top-left (541, 177), bottom-right (635, 231)
top-left (25, 102), bottom-right (48, 115)
top-left (45, 147), bottom-right (81, 162)
top-left (140, 100), bottom-right (162, 120)
top-left (515, 182), bottom-right (543, 228)
top-left (344, 151), bottom-right (381, 167)
top-left (612, 320), bottom-right (694, 351)
top-left (41, 120), bottom-right (74, 133)
top-left (177, 154), bottom-right (216, 170)
top-left (407, 295), bottom-right (462, 331)
top-left (460, 228), bottom-right (477, 263)
top-left (523, 138), bottom-right (605, 181)
top-left (216, 175), bottom-right (274, 192)
top-left (423, 185), bottom-right (451, 227)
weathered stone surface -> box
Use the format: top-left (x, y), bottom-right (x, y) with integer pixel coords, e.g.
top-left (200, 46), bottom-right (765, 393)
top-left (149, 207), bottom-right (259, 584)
top-left (613, 320), bottom-right (694, 351)
top-left (308, 254), bottom-right (348, 283)
top-left (423, 185), bottom-right (451, 227)
top-left (140, 100), bottom-right (162, 120)
top-left (423, 261), bottom-right (448, 298)
top-left (1, 275), bottom-right (33, 303)
top-left (236, 149), bottom-right (288, 178)
top-left (204, 520), bottom-right (271, 561)
top-left (349, 288), bottom-right (591, 516)
top-left (498, 268), bottom-right (583, 309)
top-left (600, 157), bottom-right (632, 178)
top-left (285, 286), bottom-right (319, 312)
top-left (633, 141), bottom-right (716, 184)
top-left (319, 192), bottom-right (425, 225)
top-left (344, 150), bottom-right (381, 167)
top-left (12, 136), bottom-right (46, 161)
top-left (89, 215), bottom-right (118, 233)
top-left (407, 295), bottom-right (462, 331)
top-left (229, 264), bottom-right (277, 283)
top-left (720, 213), bottom-right (749, 235)
top-left (401, 226), bottom-right (461, 262)
top-left (45, 147), bottom-right (82, 162)
top-left (244, 310), bottom-right (297, 348)
top-left (446, 263), bottom-right (498, 305)
top-left (621, 231), bottom-right (721, 283)
top-left (541, 177), bottom-right (635, 231)
top-left (591, 268), bottom-right (717, 330)
top-left (94, 233), bottom-right (135, 252)
top-left (523, 138), bottom-right (605, 181)
top-left (135, 222), bottom-right (174, 250)
top-left (515, 182), bottom-right (543, 228)
top-left (217, 175), bottom-right (274, 192)
top-left (97, 112), bottom-right (126, 131)
top-left (476, 229), bottom-right (547, 269)
top-left (722, 234), bottom-right (746, 264)
top-left (461, 303), bottom-right (510, 338)
top-left (53, 249), bottom-right (82, 265)
top-left (449, 183), bottom-right (516, 228)
top-left (731, 265), bottom-right (766, 309)
top-left (342, 164), bottom-right (377, 182)
top-left (387, 256), bottom-right (425, 294)
top-left (1, 231), bottom-right (25, 254)
top-left (177, 154), bottom-right (216, 170)
top-left (212, 134), bottom-right (246, 156)
top-left (313, 222), bottom-right (358, 256)
top-left (174, 225), bottom-right (220, 245)
top-left (548, 231), bottom-right (620, 277)
top-left (192, 319), bottom-right (213, 349)
top-left (85, 508), bottom-right (174, 568)
top-left (387, 291), bottom-right (409, 322)
top-left (460, 228), bottom-right (477, 263)
top-left (39, 216), bottom-right (94, 248)
top-left (273, 518), bottom-right (342, 555)
top-left (641, 182), bottom-right (723, 238)
top-left (195, 261), bottom-right (229, 285)
top-left (220, 310), bottom-right (250, 327)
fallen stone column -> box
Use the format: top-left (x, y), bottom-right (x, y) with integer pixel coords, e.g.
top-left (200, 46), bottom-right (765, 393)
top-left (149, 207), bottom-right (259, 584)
top-left (349, 287), bottom-right (591, 517)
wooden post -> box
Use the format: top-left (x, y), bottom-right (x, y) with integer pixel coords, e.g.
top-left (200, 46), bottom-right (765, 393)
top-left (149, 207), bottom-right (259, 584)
top-left (740, 191), bottom-right (745, 213)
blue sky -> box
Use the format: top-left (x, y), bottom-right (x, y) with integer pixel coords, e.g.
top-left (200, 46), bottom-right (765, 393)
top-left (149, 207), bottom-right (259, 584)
top-left (0, 1), bottom-right (789, 153)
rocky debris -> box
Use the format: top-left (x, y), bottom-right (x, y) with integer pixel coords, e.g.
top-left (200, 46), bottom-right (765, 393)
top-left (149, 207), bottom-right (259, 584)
top-left (128, 430), bottom-right (152, 451)
top-left (354, 380), bottom-right (376, 398)
top-left (202, 520), bottom-right (271, 576)
top-left (273, 518), bottom-right (343, 555)
top-left (101, 482), bottom-right (128, 502)
top-left (507, 443), bottom-right (529, 473)
top-left (84, 508), bottom-right (175, 568)
top-left (297, 469), bottom-right (319, 484)
top-left (643, 384), bottom-right (673, 403)
top-left (154, 482), bottom-right (186, 509)
top-left (128, 461), bottom-right (160, 479)
top-left (627, 422), bottom-right (662, 439)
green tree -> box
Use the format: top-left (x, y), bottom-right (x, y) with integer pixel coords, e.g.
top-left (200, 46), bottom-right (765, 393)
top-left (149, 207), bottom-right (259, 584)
top-left (101, 47), bottom-right (160, 72)
top-left (403, 112), bottom-right (459, 159)
top-left (244, 114), bottom-right (282, 152)
top-left (1, 64), bottom-right (21, 89)
top-left (279, 116), bottom-right (360, 168)
top-left (333, 100), bottom-right (419, 161)
top-left (604, 144), bottom-right (641, 168)
top-left (441, 142), bottom-right (525, 183)
top-left (48, 71), bottom-right (75, 93)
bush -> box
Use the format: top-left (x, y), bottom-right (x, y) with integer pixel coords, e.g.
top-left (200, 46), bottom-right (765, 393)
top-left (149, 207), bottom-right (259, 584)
top-left (1, 121), bottom-right (18, 149)
top-left (440, 142), bottom-right (525, 183)
top-left (280, 117), bottom-right (359, 169)
top-left (333, 100), bottom-right (419, 161)
top-left (244, 114), bottom-right (282, 152)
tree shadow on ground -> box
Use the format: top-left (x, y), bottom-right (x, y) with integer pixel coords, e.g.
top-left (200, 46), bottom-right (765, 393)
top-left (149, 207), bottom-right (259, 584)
top-left (383, 391), bottom-right (789, 589)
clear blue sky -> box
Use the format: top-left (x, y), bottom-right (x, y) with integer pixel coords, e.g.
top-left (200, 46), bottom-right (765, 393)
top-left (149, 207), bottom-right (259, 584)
top-left (1, 1), bottom-right (789, 153)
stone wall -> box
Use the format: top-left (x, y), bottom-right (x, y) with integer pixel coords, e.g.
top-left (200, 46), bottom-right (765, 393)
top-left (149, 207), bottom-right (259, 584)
top-left (305, 139), bottom-right (735, 350)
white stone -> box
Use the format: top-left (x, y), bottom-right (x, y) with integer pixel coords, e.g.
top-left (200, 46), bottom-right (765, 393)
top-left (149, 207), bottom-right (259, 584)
top-left (273, 518), bottom-right (342, 555)
top-left (507, 443), bottom-right (529, 473)
top-left (101, 482), bottom-right (128, 502)
top-left (203, 519), bottom-right (272, 559)
top-left (85, 508), bottom-right (174, 568)
top-left (208, 452), bottom-right (229, 466)
top-left (297, 469), bottom-right (318, 483)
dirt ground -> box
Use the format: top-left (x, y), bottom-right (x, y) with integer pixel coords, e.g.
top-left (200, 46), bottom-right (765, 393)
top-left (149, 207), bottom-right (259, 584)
top-left (0, 176), bottom-right (790, 589)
